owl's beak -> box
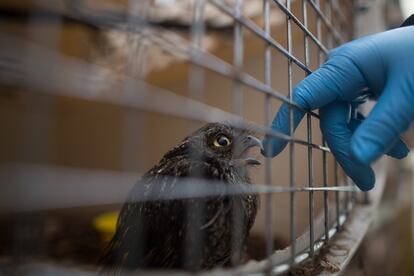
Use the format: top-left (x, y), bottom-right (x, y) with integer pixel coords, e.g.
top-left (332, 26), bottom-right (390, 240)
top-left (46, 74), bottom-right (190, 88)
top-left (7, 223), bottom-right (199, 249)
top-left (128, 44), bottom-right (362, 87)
top-left (245, 135), bottom-right (264, 152)
top-left (236, 135), bottom-right (263, 166)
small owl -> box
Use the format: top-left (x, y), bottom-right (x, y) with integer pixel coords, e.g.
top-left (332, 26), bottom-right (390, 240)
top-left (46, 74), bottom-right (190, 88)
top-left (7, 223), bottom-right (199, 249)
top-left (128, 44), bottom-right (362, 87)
top-left (102, 123), bottom-right (262, 271)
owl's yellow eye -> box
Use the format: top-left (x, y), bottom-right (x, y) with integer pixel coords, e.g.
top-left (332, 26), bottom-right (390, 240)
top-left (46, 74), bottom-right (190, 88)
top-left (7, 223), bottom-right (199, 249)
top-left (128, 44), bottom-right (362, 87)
top-left (213, 135), bottom-right (232, 148)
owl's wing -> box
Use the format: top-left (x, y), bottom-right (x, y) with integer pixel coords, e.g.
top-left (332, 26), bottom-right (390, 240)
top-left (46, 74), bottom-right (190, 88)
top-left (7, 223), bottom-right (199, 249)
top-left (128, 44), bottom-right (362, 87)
top-left (102, 157), bottom-right (218, 269)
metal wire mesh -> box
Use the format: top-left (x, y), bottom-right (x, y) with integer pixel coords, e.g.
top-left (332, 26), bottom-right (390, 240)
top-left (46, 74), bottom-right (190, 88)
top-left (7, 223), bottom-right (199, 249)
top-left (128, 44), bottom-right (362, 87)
top-left (0, 0), bottom-right (366, 274)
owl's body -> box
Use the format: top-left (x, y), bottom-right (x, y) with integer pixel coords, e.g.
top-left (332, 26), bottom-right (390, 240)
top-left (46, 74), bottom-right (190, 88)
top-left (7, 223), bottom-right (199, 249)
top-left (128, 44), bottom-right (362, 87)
top-left (102, 123), bottom-right (261, 270)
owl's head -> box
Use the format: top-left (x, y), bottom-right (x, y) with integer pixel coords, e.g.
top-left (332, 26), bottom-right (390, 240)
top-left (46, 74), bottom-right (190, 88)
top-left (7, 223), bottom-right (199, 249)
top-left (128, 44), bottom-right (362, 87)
top-left (182, 123), bottom-right (263, 168)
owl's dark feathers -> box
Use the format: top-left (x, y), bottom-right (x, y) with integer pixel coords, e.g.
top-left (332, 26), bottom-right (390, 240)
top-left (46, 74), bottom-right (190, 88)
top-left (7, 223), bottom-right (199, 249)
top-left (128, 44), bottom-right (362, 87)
top-left (102, 123), bottom-right (261, 271)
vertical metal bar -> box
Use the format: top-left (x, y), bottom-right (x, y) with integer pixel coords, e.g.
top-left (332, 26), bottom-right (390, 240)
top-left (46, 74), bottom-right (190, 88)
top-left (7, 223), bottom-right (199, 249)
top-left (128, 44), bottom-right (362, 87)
top-left (334, 159), bottom-right (340, 229)
top-left (315, 0), bottom-right (329, 244)
top-left (189, 0), bottom-right (206, 101)
top-left (351, 178), bottom-right (357, 205)
top-left (186, 0), bottom-right (207, 269)
top-left (233, 0), bottom-right (245, 266)
top-left (122, 0), bottom-right (149, 172)
top-left (286, 0), bottom-right (296, 265)
top-left (350, 1), bottom-right (358, 208)
top-left (234, 0), bottom-right (244, 116)
top-left (326, 0), bottom-right (341, 231)
top-left (263, 0), bottom-right (274, 264)
top-left (302, 0), bottom-right (314, 257)
top-left (124, 1), bottom-right (149, 79)
top-left (345, 174), bottom-right (350, 215)
top-left (302, 1), bottom-right (310, 68)
top-left (327, 0), bottom-right (334, 48)
top-left (306, 115), bottom-right (315, 255)
top-left (121, 0), bottom-right (150, 264)
top-left (322, 144), bottom-right (329, 241)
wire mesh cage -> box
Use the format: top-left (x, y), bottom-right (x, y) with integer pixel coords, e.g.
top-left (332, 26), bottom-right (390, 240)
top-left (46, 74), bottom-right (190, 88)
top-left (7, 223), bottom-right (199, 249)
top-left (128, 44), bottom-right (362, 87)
top-left (0, 0), bottom-right (383, 274)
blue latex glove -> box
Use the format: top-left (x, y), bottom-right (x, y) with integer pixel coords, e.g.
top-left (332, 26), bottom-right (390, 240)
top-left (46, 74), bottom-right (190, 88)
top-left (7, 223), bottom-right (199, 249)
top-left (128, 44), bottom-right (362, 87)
top-left (262, 26), bottom-right (414, 191)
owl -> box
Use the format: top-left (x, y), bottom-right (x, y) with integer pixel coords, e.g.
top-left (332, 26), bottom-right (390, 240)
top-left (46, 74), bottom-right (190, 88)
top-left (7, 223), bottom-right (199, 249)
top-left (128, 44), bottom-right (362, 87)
top-left (101, 123), bottom-right (262, 271)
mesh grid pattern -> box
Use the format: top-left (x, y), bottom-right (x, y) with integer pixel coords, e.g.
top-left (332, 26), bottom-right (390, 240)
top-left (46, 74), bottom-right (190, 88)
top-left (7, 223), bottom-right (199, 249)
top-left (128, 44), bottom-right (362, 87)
top-left (0, 0), bottom-right (366, 274)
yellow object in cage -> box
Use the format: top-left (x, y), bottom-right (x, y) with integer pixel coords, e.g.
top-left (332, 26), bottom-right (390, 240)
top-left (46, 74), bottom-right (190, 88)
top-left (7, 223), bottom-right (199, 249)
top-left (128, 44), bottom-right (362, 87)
top-left (93, 211), bottom-right (119, 243)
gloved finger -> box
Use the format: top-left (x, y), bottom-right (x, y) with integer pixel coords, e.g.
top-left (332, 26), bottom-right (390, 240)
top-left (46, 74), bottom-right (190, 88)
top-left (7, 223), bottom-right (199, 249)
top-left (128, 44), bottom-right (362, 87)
top-left (320, 101), bottom-right (375, 191)
top-left (386, 138), bottom-right (410, 159)
top-left (351, 80), bottom-right (413, 165)
top-left (262, 53), bottom-right (368, 157)
top-left (261, 102), bottom-right (305, 157)
top-left (348, 113), bottom-right (409, 159)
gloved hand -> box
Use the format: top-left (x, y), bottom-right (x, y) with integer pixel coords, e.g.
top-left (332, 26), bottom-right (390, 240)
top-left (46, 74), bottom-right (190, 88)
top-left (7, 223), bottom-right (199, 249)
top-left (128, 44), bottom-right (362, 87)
top-left (262, 26), bottom-right (414, 191)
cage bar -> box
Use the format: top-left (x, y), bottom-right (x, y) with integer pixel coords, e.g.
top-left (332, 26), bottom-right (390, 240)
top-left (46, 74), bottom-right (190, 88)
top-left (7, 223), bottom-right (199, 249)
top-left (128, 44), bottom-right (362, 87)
top-left (0, 0), bottom-right (371, 274)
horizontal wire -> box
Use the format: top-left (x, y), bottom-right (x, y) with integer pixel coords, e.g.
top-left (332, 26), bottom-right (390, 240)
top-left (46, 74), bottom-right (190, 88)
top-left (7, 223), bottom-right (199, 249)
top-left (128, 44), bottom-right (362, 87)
top-left (0, 163), bottom-right (357, 212)
top-left (0, 32), bottom-right (330, 153)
